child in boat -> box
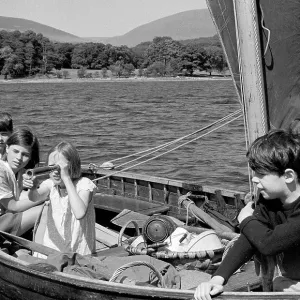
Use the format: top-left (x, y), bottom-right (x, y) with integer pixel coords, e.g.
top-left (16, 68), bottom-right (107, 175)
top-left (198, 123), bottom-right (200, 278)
top-left (0, 112), bottom-right (13, 159)
top-left (194, 129), bottom-right (300, 299)
top-left (0, 127), bottom-right (43, 235)
top-left (24, 141), bottom-right (97, 256)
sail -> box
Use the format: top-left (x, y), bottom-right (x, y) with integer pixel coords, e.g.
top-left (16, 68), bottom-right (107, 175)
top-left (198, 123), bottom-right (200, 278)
top-left (207, 0), bottom-right (300, 130)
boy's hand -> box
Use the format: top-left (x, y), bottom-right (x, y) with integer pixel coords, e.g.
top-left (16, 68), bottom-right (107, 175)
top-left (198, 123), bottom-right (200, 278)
top-left (238, 201), bottom-right (254, 223)
top-left (194, 276), bottom-right (224, 300)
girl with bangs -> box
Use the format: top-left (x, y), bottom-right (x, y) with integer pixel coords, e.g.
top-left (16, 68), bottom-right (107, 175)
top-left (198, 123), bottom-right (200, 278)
top-left (24, 141), bottom-right (97, 256)
top-left (0, 127), bottom-right (43, 236)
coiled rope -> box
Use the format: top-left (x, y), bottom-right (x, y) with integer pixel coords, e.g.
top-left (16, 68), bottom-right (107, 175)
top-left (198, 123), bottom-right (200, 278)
top-left (109, 261), bottom-right (166, 288)
top-left (91, 110), bottom-right (242, 182)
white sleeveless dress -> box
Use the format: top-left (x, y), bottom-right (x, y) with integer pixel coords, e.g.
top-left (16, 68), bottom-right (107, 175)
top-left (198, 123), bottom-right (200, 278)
top-left (41, 177), bottom-right (96, 256)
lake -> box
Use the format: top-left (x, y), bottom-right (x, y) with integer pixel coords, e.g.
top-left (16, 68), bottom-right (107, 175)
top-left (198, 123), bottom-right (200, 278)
top-left (0, 79), bottom-right (249, 192)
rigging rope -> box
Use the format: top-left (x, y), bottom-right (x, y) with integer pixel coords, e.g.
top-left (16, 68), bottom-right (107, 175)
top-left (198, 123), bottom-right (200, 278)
top-left (113, 109), bottom-right (242, 170)
top-left (91, 113), bottom-right (243, 182)
top-left (110, 109), bottom-right (242, 165)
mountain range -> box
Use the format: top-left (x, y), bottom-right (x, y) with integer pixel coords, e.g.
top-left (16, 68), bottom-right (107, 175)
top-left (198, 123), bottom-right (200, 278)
top-left (0, 9), bottom-right (216, 47)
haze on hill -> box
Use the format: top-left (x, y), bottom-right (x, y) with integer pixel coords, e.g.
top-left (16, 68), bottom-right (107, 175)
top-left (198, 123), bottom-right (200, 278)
top-left (0, 9), bottom-right (216, 46)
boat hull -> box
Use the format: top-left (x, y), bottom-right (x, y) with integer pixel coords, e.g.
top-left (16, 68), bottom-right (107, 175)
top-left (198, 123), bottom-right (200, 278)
top-left (1, 244), bottom-right (300, 299)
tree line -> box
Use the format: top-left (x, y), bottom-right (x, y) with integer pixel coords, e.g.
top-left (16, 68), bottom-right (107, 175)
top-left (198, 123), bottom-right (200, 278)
top-left (0, 30), bottom-right (228, 79)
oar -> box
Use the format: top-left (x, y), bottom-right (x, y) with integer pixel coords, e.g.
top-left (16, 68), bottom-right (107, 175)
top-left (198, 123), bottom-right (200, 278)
top-left (0, 230), bottom-right (60, 256)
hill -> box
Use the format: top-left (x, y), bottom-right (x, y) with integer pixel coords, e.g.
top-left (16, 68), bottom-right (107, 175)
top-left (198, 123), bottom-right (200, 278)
top-left (86, 9), bottom-right (216, 47)
top-left (0, 16), bottom-right (84, 43)
top-left (0, 9), bottom-right (216, 46)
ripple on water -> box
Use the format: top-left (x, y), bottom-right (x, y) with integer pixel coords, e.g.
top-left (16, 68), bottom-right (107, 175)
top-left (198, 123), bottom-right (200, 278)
top-left (0, 79), bottom-right (248, 191)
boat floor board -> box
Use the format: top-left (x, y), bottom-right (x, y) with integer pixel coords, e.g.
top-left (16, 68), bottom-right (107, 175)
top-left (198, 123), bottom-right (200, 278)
top-left (225, 261), bottom-right (261, 292)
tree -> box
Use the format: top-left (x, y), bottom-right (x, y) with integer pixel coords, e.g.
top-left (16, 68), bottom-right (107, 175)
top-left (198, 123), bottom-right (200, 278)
top-left (77, 66), bottom-right (87, 78)
top-left (145, 37), bottom-right (183, 69)
top-left (101, 67), bottom-right (108, 78)
top-left (109, 61), bottom-right (124, 77)
top-left (123, 63), bottom-right (135, 77)
top-left (146, 61), bottom-right (166, 77)
top-left (179, 44), bottom-right (207, 75)
top-left (62, 70), bottom-right (69, 79)
top-left (24, 42), bottom-right (35, 75)
top-left (204, 46), bottom-right (228, 75)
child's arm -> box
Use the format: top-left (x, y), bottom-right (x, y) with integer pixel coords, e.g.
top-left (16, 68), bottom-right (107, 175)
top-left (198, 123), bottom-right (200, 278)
top-left (22, 174), bottom-right (51, 202)
top-left (240, 208), bottom-right (300, 255)
top-left (0, 171), bottom-right (49, 213)
top-left (59, 161), bottom-right (92, 219)
top-left (194, 233), bottom-right (255, 300)
top-left (64, 177), bottom-right (92, 219)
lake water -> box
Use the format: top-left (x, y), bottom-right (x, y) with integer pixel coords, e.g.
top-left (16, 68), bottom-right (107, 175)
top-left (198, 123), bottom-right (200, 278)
top-left (0, 79), bottom-right (250, 192)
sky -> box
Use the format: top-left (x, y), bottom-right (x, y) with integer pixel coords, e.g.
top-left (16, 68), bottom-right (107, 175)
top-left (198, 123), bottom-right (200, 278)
top-left (0, 0), bottom-right (208, 37)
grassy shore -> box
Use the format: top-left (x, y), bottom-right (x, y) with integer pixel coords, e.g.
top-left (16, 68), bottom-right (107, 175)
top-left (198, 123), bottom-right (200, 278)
top-left (0, 68), bottom-right (231, 84)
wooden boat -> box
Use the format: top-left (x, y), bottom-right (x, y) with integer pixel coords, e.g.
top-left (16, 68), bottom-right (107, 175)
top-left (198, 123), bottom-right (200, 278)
top-left (1, 0), bottom-right (300, 298)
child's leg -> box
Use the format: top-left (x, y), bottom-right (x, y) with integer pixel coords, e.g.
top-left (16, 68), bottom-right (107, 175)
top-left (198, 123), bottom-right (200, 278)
top-left (17, 205), bottom-right (44, 236)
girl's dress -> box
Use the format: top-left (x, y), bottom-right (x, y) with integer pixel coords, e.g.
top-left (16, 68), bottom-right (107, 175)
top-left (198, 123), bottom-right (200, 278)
top-left (0, 160), bottom-right (23, 234)
top-left (41, 177), bottom-right (96, 256)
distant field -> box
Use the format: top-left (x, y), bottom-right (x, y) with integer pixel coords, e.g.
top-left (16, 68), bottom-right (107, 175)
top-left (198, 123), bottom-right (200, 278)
top-left (0, 68), bottom-right (229, 80)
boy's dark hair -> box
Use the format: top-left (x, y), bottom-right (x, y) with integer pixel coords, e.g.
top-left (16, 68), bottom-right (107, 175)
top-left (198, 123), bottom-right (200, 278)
top-left (247, 129), bottom-right (300, 178)
top-left (0, 112), bottom-right (13, 132)
top-left (4, 127), bottom-right (40, 169)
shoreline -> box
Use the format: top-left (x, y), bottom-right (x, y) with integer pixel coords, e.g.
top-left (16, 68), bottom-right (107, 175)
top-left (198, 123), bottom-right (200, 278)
top-left (0, 76), bottom-right (231, 84)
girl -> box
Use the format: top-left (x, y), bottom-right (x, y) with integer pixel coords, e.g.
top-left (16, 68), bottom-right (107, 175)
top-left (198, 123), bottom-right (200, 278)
top-left (0, 127), bottom-right (43, 236)
top-left (25, 142), bottom-right (97, 256)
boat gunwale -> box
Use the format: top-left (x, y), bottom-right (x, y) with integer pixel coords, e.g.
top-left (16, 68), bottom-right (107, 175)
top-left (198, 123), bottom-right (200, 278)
top-left (1, 249), bottom-right (300, 299)
top-left (82, 166), bottom-right (247, 200)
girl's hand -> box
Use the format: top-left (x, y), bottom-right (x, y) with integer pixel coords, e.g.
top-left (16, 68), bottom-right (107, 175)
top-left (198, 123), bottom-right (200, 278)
top-left (22, 173), bottom-right (39, 190)
top-left (194, 279), bottom-right (224, 300)
top-left (56, 160), bottom-right (70, 182)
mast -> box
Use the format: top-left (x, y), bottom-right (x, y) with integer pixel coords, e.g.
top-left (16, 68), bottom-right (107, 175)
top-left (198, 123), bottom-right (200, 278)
top-left (233, 0), bottom-right (269, 147)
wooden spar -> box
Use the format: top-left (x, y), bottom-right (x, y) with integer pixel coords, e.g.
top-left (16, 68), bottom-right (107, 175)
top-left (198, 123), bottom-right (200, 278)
top-left (233, 0), bottom-right (269, 146)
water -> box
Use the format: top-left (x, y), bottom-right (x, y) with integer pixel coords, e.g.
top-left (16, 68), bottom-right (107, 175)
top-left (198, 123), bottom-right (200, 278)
top-left (0, 79), bottom-right (249, 192)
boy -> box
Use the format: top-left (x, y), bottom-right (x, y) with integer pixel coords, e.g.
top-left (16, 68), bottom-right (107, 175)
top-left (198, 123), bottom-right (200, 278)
top-left (0, 113), bottom-right (13, 158)
top-left (194, 129), bottom-right (300, 300)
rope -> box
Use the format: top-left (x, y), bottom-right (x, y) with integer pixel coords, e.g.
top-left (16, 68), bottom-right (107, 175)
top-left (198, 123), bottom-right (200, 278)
top-left (222, 234), bottom-right (240, 260)
top-left (110, 109), bottom-right (242, 166)
top-left (109, 261), bottom-right (166, 288)
top-left (259, 4), bottom-right (271, 56)
top-left (178, 195), bottom-right (211, 227)
top-left (92, 113), bottom-right (242, 182)
top-left (118, 220), bottom-right (140, 246)
top-left (122, 243), bottom-right (224, 260)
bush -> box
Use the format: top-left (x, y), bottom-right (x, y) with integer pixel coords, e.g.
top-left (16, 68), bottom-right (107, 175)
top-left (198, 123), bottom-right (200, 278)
top-left (77, 67), bottom-right (87, 78)
top-left (62, 70), bottom-right (69, 79)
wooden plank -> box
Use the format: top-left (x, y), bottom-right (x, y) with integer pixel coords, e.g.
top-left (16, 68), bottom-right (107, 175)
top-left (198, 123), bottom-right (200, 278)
top-left (95, 223), bottom-right (127, 247)
top-left (110, 209), bottom-right (150, 228)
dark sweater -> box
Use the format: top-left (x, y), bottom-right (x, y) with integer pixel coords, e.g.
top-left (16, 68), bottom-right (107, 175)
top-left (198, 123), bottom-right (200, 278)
top-left (214, 196), bottom-right (300, 281)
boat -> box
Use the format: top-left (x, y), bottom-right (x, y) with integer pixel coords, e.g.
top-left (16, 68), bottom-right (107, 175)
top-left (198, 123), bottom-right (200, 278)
top-left (1, 0), bottom-right (300, 298)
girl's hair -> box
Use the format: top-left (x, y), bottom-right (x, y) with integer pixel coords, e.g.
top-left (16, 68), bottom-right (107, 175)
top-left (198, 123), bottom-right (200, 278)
top-left (47, 141), bottom-right (81, 180)
top-left (3, 127), bottom-right (40, 169)
top-left (0, 112), bottom-right (13, 132)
